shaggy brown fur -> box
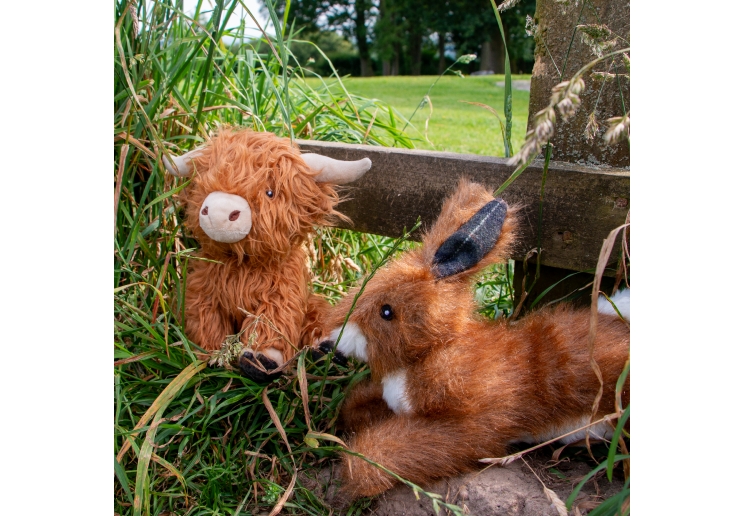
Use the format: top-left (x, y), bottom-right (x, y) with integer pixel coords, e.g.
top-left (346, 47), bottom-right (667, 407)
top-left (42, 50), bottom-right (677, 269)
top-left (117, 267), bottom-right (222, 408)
top-left (179, 128), bottom-right (345, 365)
top-left (322, 180), bottom-right (630, 499)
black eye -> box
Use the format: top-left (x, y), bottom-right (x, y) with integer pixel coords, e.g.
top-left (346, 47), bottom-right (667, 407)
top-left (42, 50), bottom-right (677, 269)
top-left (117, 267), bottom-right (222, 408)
top-left (380, 304), bottom-right (394, 321)
top-left (266, 189), bottom-right (274, 198)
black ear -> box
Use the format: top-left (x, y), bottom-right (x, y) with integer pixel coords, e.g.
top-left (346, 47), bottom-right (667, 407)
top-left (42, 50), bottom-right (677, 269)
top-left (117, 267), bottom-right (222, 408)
top-left (432, 198), bottom-right (508, 278)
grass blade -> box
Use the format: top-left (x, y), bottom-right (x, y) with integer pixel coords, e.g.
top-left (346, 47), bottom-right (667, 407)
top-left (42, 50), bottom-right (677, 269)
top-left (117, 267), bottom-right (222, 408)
top-left (606, 404), bottom-right (629, 482)
top-left (132, 361), bottom-right (207, 516)
top-left (493, 153), bottom-right (536, 196)
top-left (489, 0), bottom-right (513, 157)
top-left (114, 456), bottom-right (134, 505)
top-left (117, 361), bottom-right (207, 463)
top-left (565, 454), bottom-right (629, 510)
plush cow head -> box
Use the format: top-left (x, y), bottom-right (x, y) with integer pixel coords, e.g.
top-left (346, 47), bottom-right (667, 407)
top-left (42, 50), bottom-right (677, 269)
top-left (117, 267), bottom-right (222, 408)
top-left (163, 128), bottom-right (371, 262)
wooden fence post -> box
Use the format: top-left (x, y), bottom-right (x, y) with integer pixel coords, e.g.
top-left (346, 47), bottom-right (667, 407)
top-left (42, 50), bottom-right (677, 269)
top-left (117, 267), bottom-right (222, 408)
top-left (513, 0), bottom-right (631, 306)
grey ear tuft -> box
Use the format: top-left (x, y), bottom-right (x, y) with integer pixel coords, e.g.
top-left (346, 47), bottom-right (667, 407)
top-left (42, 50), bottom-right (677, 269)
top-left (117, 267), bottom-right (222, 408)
top-left (432, 199), bottom-right (508, 278)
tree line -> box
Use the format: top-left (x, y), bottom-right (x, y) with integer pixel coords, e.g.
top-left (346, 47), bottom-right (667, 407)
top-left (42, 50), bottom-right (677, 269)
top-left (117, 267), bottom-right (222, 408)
top-left (261, 0), bottom-right (536, 76)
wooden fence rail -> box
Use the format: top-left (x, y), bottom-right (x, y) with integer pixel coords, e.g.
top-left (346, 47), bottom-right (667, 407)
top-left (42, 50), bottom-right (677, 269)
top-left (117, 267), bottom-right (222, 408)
top-left (299, 140), bottom-right (630, 276)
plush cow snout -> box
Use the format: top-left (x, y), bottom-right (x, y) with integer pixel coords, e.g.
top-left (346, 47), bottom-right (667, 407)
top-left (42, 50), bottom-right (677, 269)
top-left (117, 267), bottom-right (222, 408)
top-left (198, 191), bottom-right (252, 243)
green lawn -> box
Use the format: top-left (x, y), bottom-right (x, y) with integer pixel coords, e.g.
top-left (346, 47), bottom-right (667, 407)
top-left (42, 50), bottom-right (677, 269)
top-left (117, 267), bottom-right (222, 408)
top-left (306, 74), bottom-right (532, 157)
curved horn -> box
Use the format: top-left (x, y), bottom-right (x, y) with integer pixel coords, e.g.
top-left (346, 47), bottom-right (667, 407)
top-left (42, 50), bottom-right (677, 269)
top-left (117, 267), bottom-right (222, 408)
top-left (301, 153), bottom-right (372, 185)
top-left (162, 147), bottom-right (204, 177)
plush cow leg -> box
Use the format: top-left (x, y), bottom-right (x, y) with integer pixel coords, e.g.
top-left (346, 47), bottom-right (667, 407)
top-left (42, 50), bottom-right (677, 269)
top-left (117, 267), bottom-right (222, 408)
top-left (301, 294), bottom-right (330, 348)
top-left (184, 263), bottom-right (234, 356)
top-left (341, 416), bottom-right (504, 500)
top-left (224, 251), bottom-right (338, 382)
top-left (305, 295), bottom-right (348, 365)
top-left (236, 314), bottom-right (288, 383)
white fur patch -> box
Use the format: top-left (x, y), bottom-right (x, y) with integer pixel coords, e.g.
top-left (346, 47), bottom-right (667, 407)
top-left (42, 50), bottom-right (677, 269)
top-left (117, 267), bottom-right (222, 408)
top-left (598, 289), bottom-right (630, 321)
top-left (329, 323), bottom-right (368, 362)
top-left (381, 369), bottom-right (412, 414)
top-left (522, 416), bottom-right (616, 445)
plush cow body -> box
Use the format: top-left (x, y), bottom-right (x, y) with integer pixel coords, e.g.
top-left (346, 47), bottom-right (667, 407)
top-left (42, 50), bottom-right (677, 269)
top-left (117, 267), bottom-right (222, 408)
top-left (164, 128), bottom-right (370, 380)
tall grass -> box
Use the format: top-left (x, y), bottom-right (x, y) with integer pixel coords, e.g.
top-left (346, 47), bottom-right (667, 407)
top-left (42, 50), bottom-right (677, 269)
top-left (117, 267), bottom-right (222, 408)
top-left (114, 1), bottom-right (424, 514)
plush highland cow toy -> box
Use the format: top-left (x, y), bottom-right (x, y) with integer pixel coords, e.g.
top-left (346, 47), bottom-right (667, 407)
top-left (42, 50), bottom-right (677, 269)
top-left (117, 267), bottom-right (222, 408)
top-left (163, 128), bottom-right (371, 381)
top-left (318, 180), bottom-right (630, 500)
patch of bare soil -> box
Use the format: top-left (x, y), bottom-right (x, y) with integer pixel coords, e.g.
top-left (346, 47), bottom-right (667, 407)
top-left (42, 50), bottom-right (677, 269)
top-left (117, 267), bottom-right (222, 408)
top-left (300, 446), bottom-right (627, 516)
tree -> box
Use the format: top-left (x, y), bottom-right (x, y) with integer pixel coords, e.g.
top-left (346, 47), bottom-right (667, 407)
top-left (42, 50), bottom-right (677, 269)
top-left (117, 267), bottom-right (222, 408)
top-left (260, 0), bottom-right (342, 34)
top-left (261, 0), bottom-right (536, 76)
top-left (422, 0), bottom-right (458, 74)
top-left (448, 0), bottom-right (536, 74)
top-left (353, 0), bottom-right (373, 75)
top-left (371, 0), bottom-right (434, 76)
top-left (373, 0), bottom-right (402, 75)
top-left (262, 0), bottom-right (375, 76)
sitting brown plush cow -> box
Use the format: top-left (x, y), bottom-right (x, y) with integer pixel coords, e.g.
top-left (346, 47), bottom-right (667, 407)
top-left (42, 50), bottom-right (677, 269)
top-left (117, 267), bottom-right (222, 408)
top-left (163, 128), bottom-right (370, 381)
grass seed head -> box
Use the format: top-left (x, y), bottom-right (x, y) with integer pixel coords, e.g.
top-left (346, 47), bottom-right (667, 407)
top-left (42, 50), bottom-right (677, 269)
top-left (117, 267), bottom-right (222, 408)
top-left (208, 332), bottom-right (255, 369)
top-left (556, 97), bottom-right (578, 119)
top-left (623, 52), bottom-right (631, 73)
top-left (570, 78), bottom-right (585, 95)
top-left (578, 24), bottom-right (617, 58)
top-left (525, 15), bottom-right (537, 36)
top-left (550, 79), bottom-right (584, 121)
top-left (584, 111), bottom-right (599, 142)
top-left (507, 106), bottom-right (554, 166)
top-left (128, 4), bottom-right (139, 37)
top-left (604, 112), bottom-right (630, 144)
top-left (498, 0), bottom-right (522, 12)
top-left (534, 107), bottom-right (556, 140)
top-left (590, 71), bottom-right (618, 81)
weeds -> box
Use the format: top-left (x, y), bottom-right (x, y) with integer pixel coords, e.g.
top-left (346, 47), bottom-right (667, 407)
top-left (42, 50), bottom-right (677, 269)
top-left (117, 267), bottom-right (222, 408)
top-left (114, 0), bottom-right (420, 514)
top-left (475, 262), bottom-right (515, 319)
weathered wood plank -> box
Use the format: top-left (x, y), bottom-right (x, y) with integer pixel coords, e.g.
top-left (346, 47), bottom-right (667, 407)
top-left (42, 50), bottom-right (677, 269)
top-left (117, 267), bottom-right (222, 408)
top-left (298, 140), bottom-right (630, 273)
